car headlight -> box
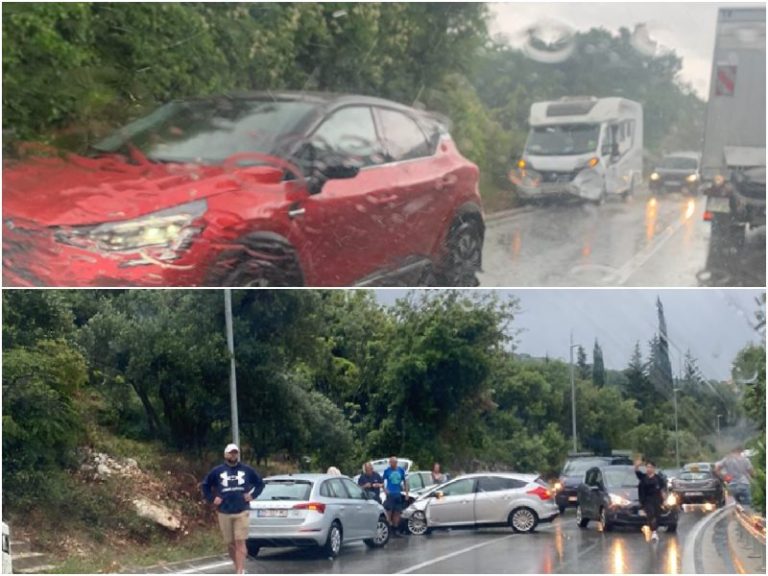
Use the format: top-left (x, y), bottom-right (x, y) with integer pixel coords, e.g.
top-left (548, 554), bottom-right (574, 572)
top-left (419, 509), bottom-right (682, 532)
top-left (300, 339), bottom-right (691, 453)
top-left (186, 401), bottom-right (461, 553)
top-left (54, 200), bottom-right (207, 260)
top-left (650, 172), bottom-right (660, 181)
top-left (686, 174), bottom-right (698, 183)
top-left (610, 493), bottom-right (631, 507)
top-left (665, 493), bottom-right (678, 507)
top-left (554, 481), bottom-right (563, 492)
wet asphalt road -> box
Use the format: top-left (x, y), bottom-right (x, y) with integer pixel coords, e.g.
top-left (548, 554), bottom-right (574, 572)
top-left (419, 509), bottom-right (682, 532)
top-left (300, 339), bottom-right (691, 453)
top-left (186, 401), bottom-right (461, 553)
top-left (478, 189), bottom-right (765, 288)
top-left (183, 509), bottom-right (710, 574)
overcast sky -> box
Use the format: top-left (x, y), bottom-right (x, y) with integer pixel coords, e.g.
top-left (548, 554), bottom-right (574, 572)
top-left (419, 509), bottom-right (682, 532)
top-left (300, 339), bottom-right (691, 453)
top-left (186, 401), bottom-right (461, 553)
top-left (488, 1), bottom-right (763, 98)
top-left (374, 289), bottom-right (764, 381)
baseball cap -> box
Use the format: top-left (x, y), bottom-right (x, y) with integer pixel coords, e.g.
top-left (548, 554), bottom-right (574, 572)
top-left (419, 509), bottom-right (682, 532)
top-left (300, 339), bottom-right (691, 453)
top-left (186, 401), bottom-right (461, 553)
top-left (224, 443), bottom-right (240, 454)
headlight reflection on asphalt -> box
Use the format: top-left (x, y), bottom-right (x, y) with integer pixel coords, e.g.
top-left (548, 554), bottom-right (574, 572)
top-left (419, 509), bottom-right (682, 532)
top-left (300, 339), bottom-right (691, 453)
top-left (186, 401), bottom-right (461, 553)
top-left (645, 197), bottom-right (658, 242)
top-left (611, 538), bottom-right (627, 574)
top-left (683, 198), bottom-right (696, 221)
top-left (666, 536), bottom-right (680, 574)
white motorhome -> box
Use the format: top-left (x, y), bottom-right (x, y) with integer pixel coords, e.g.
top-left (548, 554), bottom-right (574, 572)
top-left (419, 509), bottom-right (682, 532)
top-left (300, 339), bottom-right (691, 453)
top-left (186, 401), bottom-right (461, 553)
top-left (514, 97), bottom-right (643, 203)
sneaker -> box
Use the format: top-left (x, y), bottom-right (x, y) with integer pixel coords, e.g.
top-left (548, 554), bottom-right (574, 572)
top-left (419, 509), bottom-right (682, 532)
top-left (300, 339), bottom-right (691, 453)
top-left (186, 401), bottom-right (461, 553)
top-left (651, 531), bottom-right (659, 543)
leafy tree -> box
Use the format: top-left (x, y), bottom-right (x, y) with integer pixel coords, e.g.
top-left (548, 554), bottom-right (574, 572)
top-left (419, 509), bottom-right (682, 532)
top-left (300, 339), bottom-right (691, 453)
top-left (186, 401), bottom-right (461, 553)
top-left (576, 345), bottom-right (590, 380)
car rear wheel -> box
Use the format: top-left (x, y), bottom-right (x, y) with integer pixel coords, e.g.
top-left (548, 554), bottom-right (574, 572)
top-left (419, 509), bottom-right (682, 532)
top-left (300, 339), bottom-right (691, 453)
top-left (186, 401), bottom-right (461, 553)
top-left (364, 516), bottom-right (390, 548)
top-left (599, 507), bottom-right (613, 532)
top-left (245, 540), bottom-right (260, 558)
top-left (509, 507), bottom-right (538, 533)
top-left (408, 511), bottom-right (430, 536)
top-left (576, 505), bottom-right (589, 528)
top-left (436, 217), bottom-right (483, 287)
top-left (322, 521), bottom-right (343, 558)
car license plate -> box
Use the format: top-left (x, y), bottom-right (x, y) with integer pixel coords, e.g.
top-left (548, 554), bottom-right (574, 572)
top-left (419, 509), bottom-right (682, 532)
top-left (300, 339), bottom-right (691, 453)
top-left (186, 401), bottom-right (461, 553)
top-left (258, 509), bottom-right (288, 518)
top-left (686, 492), bottom-right (704, 497)
top-left (568, 496), bottom-right (577, 502)
top-left (707, 197), bottom-right (730, 213)
top-left (666, 180), bottom-right (681, 186)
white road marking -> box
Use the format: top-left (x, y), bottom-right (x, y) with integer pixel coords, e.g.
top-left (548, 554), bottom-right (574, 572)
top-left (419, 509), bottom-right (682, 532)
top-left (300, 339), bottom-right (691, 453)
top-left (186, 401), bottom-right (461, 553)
top-left (177, 559), bottom-right (233, 573)
top-left (396, 534), bottom-right (516, 574)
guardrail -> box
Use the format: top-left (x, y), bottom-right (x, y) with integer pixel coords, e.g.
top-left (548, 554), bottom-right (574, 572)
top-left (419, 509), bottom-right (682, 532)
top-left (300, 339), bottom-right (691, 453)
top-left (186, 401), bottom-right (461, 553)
top-left (731, 505), bottom-right (766, 573)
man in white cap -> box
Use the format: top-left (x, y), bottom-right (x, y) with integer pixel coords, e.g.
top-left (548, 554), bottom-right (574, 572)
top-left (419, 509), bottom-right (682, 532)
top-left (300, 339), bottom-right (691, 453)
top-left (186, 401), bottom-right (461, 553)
top-left (202, 443), bottom-right (264, 574)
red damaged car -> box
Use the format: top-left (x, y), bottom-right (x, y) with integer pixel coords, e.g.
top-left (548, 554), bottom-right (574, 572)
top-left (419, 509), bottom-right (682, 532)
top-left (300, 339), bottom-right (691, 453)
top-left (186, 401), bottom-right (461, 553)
top-left (3, 92), bottom-right (484, 287)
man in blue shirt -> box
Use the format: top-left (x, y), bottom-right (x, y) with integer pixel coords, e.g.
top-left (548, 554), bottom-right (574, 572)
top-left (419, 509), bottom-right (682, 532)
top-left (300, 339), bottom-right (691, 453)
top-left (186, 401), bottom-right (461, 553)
top-left (202, 444), bottom-right (264, 574)
top-left (382, 456), bottom-right (408, 535)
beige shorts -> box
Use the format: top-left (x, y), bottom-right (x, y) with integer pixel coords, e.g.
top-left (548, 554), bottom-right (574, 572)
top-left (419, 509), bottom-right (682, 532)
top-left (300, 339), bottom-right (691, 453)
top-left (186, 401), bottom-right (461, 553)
top-left (217, 511), bottom-right (250, 543)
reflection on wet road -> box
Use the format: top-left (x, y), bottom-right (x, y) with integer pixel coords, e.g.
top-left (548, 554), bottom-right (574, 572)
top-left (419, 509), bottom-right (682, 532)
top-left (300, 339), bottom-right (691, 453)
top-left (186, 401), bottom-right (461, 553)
top-left (183, 509), bottom-right (711, 573)
top-left (479, 190), bottom-right (765, 287)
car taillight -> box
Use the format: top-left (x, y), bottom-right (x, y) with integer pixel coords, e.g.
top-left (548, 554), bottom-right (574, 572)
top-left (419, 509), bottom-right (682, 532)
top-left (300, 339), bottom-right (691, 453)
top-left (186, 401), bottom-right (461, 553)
top-left (528, 486), bottom-right (552, 500)
top-left (293, 502), bottom-right (326, 513)
top-left (703, 210), bottom-right (713, 221)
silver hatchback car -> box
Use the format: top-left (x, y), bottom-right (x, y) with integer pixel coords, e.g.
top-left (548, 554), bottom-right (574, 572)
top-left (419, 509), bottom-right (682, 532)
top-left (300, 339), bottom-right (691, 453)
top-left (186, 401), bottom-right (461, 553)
top-left (247, 474), bottom-right (389, 558)
top-left (402, 472), bottom-right (559, 535)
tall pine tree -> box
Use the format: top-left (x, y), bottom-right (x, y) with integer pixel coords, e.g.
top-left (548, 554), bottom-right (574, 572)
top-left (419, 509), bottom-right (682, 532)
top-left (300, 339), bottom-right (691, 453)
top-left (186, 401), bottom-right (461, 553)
top-left (593, 339), bottom-right (606, 388)
top-left (577, 345), bottom-right (590, 380)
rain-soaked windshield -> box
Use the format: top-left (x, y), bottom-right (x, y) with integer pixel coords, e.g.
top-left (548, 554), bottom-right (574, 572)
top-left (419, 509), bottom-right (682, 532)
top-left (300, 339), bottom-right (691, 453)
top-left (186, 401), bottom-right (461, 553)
top-left (93, 99), bottom-right (318, 164)
top-left (2, 2), bottom-right (765, 288)
top-left (603, 468), bottom-right (639, 488)
top-left (526, 124), bottom-right (601, 156)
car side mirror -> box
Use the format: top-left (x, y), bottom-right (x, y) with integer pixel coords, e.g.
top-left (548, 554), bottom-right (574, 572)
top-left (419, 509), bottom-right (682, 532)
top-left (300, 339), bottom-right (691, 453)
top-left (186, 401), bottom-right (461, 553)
top-left (434, 491), bottom-right (444, 500)
top-left (307, 163), bottom-right (360, 195)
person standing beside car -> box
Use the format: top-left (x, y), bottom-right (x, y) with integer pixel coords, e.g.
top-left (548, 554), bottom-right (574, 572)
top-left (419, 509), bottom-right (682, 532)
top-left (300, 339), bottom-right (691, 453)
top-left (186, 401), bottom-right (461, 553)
top-left (383, 456), bottom-right (408, 535)
top-left (358, 462), bottom-right (384, 503)
top-left (715, 447), bottom-right (754, 506)
top-left (431, 462), bottom-right (447, 485)
top-left (202, 444), bottom-right (264, 575)
top-left (635, 459), bottom-right (666, 543)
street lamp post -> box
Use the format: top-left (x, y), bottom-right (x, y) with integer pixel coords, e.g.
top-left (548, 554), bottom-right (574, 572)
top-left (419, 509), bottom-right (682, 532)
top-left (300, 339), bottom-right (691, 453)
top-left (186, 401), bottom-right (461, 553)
top-left (224, 289), bottom-right (240, 446)
top-left (673, 388), bottom-right (680, 469)
top-left (569, 333), bottom-right (578, 453)
top-left (716, 414), bottom-right (722, 438)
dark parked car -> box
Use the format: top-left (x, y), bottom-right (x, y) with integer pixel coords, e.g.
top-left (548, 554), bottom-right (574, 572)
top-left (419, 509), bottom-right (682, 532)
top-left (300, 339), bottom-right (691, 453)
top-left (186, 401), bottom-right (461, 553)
top-left (670, 462), bottom-right (725, 509)
top-left (576, 465), bottom-right (679, 533)
top-left (554, 453), bottom-right (633, 514)
top-left (3, 92), bottom-right (483, 288)
top-left (649, 152), bottom-right (701, 194)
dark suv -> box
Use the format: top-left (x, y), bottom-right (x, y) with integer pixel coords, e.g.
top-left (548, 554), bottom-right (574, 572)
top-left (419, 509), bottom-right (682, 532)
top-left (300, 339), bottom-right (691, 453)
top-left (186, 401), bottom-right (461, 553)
top-left (554, 453), bottom-right (633, 514)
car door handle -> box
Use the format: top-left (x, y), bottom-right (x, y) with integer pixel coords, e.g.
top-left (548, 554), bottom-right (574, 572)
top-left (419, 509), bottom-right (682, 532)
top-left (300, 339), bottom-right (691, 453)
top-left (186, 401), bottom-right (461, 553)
top-left (288, 207), bottom-right (306, 219)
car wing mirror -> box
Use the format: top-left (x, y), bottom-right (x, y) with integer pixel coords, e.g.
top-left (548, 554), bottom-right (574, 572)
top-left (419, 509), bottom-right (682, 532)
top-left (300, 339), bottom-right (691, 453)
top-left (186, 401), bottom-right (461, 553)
top-left (434, 491), bottom-right (444, 500)
top-left (322, 163), bottom-right (360, 180)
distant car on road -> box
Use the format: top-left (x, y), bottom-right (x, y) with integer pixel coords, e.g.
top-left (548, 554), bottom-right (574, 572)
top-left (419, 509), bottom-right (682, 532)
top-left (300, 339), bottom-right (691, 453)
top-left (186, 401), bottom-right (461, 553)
top-left (576, 465), bottom-right (679, 532)
top-left (247, 473), bottom-right (389, 558)
top-left (3, 92), bottom-right (484, 288)
top-left (670, 462), bottom-right (725, 509)
top-left (554, 453), bottom-right (633, 514)
top-left (649, 152), bottom-right (702, 194)
top-left (402, 472), bottom-right (559, 535)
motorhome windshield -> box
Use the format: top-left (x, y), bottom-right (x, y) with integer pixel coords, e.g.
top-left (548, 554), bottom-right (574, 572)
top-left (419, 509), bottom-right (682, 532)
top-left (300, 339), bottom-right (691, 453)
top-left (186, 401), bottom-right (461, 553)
top-left (526, 124), bottom-right (601, 156)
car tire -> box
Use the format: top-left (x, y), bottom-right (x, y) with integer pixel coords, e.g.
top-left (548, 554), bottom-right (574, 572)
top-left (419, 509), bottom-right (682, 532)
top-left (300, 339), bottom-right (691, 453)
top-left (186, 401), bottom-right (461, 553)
top-left (576, 505), bottom-right (589, 528)
top-left (408, 511), bottom-right (430, 536)
top-left (364, 515), bottom-right (390, 548)
top-left (322, 521), bottom-right (343, 558)
top-left (436, 216), bottom-right (483, 287)
top-left (599, 507), bottom-right (613, 532)
top-left (509, 507), bottom-right (539, 533)
top-left (245, 540), bottom-right (260, 558)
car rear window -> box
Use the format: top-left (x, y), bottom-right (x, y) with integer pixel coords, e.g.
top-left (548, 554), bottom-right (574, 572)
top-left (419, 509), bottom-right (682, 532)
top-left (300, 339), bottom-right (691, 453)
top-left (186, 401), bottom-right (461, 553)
top-left (679, 472), bottom-right (711, 481)
top-left (257, 480), bottom-right (313, 501)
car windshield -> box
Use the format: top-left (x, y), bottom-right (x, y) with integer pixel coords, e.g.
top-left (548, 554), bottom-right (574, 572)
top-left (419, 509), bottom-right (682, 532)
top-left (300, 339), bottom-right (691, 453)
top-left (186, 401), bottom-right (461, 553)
top-left (257, 480), bottom-right (313, 501)
top-left (563, 459), bottom-right (603, 475)
top-left (603, 469), bottom-right (639, 488)
top-left (92, 99), bottom-right (317, 164)
top-left (525, 124), bottom-right (601, 156)
top-left (679, 472), bottom-right (711, 481)
top-left (658, 157), bottom-right (698, 169)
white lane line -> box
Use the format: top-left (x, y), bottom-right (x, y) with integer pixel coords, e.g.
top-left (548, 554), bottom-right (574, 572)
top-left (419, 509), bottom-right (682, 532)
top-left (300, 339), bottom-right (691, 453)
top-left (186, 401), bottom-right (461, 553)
top-left (611, 209), bottom-right (693, 286)
top-left (681, 504), bottom-right (733, 574)
top-left (177, 559), bottom-right (232, 573)
top-left (396, 534), bottom-right (516, 574)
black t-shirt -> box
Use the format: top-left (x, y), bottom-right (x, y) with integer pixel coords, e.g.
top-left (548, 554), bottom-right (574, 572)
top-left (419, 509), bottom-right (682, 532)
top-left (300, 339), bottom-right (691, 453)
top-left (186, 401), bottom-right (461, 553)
top-left (636, 470), bottom-right (666, 504)
top-left (358, 471), bottom-right (384, 496)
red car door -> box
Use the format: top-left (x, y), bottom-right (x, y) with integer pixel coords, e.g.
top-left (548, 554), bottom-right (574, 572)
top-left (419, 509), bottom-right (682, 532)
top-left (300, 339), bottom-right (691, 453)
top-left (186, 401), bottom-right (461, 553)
top-left (375, 107), bottom-right (459, 263)
top-left (287, 105), bottom-right (397, 286)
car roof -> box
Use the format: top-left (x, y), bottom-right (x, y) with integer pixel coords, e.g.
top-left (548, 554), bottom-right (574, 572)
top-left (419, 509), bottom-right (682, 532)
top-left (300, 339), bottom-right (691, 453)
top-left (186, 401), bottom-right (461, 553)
top-left (450, 472), bottom-right (539, 482)
top-left (265, 473), bottom-right (347, 482)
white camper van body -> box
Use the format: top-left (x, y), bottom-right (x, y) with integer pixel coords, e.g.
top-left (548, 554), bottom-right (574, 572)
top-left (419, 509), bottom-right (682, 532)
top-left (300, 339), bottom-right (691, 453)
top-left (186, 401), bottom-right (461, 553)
top-left (516, 97), bottom-right (643, 202)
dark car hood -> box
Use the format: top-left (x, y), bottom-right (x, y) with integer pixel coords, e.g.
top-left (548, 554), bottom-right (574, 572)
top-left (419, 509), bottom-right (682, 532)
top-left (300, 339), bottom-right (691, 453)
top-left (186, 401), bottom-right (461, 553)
top-left (608, 487), bottom-right (640, 502)
top-left (3, 153), bottom-right (284, 227)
